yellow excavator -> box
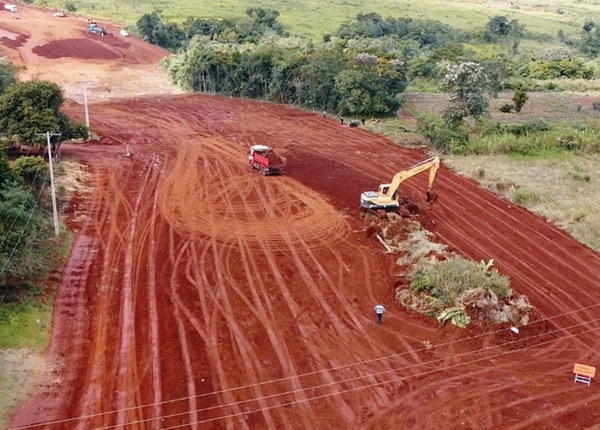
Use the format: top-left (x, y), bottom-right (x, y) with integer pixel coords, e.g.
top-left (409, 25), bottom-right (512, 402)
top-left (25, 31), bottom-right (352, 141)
top-left (360, 155), bottom-right (441, 210)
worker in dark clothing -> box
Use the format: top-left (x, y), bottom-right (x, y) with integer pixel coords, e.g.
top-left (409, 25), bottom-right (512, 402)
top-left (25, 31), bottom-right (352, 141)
top-left (361, 118), bottom-right (366, 125)
top-left (340, 117), bottom-right (344, 124)
top-left (374, 302), bottom-right (385, 325)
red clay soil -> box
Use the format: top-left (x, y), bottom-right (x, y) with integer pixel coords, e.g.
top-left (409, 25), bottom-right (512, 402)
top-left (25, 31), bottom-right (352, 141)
top-left (32, 38), bottom-right (122, 60)
top-left (0, 33), bottom-right (27, 49)
top-left (9, 94), bottom-right (600, 430)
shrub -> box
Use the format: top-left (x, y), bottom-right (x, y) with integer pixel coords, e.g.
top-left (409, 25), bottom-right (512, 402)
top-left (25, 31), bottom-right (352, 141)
top-left (500, 103), bottom-right (514, 113)
top-left (512, 87), bottom-right (528, 112)
top-left (63, 0), bottom-right (76, 12)
top-left (11, 156), bottom-right (48, 188)
top-left (504, 119), bottom-right (550, 136)
top-left (593, 101), bottom-right (600, 111)
top-left (416, 114), bottom-right (469, 153)
top-left (512, 187), bottom-right (541, 205)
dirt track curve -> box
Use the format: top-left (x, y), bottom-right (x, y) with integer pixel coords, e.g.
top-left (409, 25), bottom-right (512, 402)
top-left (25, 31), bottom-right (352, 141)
top-left (8, 94), bottom-right (600, 429)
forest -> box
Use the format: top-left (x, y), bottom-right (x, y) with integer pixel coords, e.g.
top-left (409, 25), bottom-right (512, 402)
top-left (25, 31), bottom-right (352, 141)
top-left (136, 8), bottom-right (600, 118)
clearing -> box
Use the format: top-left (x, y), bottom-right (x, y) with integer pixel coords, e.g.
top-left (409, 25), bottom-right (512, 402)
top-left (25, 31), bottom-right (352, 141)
top-left (1, 4), bottom-right (600, 430)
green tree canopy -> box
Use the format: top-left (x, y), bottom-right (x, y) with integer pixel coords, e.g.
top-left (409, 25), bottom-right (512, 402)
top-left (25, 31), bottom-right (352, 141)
top-left (441, 62), bottom-right (495, 126)
top-left (0, 56), bottom-right (16, 95)
top-left (0, 81), bottom-right (87, 145)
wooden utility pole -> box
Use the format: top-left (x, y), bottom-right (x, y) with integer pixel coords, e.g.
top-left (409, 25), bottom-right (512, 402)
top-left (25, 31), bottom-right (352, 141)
top-left (35, 132), bottom-right (61, 237)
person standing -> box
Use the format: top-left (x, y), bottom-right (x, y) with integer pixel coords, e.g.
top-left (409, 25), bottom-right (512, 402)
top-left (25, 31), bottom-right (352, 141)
top-left (374, 302), bottom-right (385, 325)
top-left (322, 110), bottom-right (327, 118)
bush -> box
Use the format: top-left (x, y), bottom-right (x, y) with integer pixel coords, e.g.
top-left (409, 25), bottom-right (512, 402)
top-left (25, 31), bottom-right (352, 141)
top-left (512, 87), bottom-right (528, 112)
top-left (11, 156), bottom-right (48, 188)
top-left (500, 103), bottom-right (514, 113)
top-left (416, 114), bottom-right (469, 153)
top-left (512, 187), bottom-right (541, 205)
top-left (63, 1), bottom-right (76, 12)
top-left (593, 101), bottom-right (600, 111)
top-left (504, 119), bottom-right (550, 136)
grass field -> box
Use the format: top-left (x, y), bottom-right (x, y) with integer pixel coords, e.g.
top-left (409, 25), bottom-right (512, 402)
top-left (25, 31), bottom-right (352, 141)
top-left (0, 301), bottom-right (51, 427)
top-left (444, 153), bottom-right (600, 251)
top-left (42, 0), bottom-right (598, 41)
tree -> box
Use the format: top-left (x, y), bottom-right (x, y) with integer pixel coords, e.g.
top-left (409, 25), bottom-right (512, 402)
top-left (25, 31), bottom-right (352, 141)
top-left (137, 11), bottom-right (164, 44)
top-left (0, 81), bottom-right (85, 145)
top-left (0, 57), bottom-right (15, 95)
top-left (581, 21), bottom-right (600, 58)
top-left (0, 180), bottom-right (47, 289)
top-left (441, 62), bottom-right (495, 126)
top-left (512, 87), bottom-right (528, 113)
top-left (335, 54), bottom-right (406, 117)
top-left (483, 16), bottom-right (526, 43)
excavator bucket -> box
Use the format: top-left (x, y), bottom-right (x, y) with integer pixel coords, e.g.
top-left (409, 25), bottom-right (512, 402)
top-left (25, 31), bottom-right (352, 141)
top-left (426, 190), bottom-right (438, 204)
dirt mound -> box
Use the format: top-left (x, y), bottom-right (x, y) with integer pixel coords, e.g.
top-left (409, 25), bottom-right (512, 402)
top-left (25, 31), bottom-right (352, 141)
top-left (85, 32), bottom-right (130, 49)
top-left (0, 33), bottom-right (27, 49)
top-left (32, 38), bottom-right (122, 60)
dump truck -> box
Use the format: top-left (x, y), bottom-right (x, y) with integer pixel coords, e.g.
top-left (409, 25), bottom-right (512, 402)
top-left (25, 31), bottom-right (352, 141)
top-left (360, 155), bottom-right (441, 210)
top-left (248, 145), bottom-right (286, 175)
top-left (4, 4), bottom-right (18, 12)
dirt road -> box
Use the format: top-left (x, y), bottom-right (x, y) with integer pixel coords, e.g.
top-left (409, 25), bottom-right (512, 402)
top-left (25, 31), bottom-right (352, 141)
top-left (7, 94), bottom-right (600, 429)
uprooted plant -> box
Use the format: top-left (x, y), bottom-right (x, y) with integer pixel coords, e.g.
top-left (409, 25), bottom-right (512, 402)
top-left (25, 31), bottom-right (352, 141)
top-left (397, 255), bottom-right (532, 328)
top-left (366, 213), bottom-right (532, 328)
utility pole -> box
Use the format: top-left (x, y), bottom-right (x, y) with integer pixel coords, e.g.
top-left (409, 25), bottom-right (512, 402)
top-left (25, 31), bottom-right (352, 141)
top-left (35, 132), bottom-right (61, 237)
top-left (83, 82), bottom-right (90, 128)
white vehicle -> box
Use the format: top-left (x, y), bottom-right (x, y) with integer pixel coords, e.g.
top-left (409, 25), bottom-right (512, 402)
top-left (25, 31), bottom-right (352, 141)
top-left (4, 4), bottom-right (18, 12)
top-left (53, 11), bottom-right (66, 17)
top-left (120, 29), bottom-right (129, 37)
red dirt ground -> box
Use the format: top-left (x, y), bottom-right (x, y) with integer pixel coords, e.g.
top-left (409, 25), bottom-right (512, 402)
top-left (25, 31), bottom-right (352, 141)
top-left (32, 38), bottom-right (122, 60)
top-left (0, 5), bottom-right (177, 100)
top-left (1, 3), bottom-right (600, 428)
top-left (7, 94), bottom-right (600, 429)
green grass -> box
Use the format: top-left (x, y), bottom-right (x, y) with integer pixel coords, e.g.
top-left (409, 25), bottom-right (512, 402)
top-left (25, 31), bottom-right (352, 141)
top-left (0, 300), bottom-right (52, 426)
top-left (0, 299), bottom-right (52, 350)
top-left (37, 0), bottom-right (599, 41)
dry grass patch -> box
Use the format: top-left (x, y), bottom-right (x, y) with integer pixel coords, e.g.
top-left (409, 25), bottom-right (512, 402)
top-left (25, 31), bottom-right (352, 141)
top-left (443, 153), bottom-right (600, 250)
top-left (0, 349), bottom-right (45, 427)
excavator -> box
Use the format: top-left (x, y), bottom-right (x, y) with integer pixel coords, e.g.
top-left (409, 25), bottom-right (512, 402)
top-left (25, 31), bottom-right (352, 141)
top-left (360, 155), bottom-right (441, 210)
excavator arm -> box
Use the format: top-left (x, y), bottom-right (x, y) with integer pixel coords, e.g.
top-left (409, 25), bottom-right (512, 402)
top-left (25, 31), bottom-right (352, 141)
top-left (385, 155), bottom-right (440, 202)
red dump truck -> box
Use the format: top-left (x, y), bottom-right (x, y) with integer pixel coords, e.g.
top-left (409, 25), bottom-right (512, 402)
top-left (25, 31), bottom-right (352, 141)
top-left (248, 145), bottom-right (286, 175)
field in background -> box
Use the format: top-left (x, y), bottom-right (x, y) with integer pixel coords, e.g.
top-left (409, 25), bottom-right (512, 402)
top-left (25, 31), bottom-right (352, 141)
top-left (444, 153), bottom-right (600, 251)
top-left (42, 0), bottom-right (595, 41)
top-left (385, 91), bottom-right (600, 252)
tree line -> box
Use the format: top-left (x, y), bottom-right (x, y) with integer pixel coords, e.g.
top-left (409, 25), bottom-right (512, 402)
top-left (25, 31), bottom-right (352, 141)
top-left (0, 64), bottom-right (88, 299)
top-left (138, 9), bottom-right (600, 118)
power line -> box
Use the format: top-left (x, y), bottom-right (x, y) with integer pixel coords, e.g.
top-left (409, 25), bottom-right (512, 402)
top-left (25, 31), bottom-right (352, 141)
top-left (156, 323), bottom-right (600, 430)
top-left (10, 306), bottom-right (600, 430)
top-left (0, 158), bottom-right (49, 250)
top-left (0, 144), bottom-right (33, 214)
top-left (0, 169), bottom-right (50, 277)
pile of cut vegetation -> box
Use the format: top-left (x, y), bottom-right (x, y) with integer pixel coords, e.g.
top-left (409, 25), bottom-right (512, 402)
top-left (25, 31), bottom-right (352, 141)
top-left (366, 213), bottom-right (532, 328)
